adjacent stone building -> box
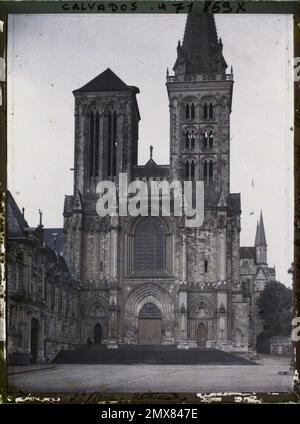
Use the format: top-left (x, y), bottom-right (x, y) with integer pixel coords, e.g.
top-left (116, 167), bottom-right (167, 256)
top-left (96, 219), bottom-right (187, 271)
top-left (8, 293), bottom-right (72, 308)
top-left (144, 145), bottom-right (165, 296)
top-left (7, 192), bottom-right (80, 364)
top-left (240, 212), bottom-right (276, 349)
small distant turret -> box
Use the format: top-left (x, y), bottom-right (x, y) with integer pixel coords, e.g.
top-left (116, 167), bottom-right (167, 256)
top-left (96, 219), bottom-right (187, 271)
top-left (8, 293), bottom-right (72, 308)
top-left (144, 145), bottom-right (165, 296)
top-left (255, 210), bottom-right (267, 265)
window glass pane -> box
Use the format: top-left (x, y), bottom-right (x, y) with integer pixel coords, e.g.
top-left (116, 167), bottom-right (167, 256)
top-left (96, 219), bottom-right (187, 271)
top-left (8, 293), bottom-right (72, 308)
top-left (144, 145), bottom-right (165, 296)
top-left (134, 218), bottom-right (166, 273)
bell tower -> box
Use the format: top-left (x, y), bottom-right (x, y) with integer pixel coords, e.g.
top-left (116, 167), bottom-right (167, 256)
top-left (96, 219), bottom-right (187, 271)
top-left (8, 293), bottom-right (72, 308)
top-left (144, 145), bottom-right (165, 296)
top-left (64, 68), bottom-right (140, 281)
top-left (166, 14), bottom-right (233, 206)
top-left (73, 68), bottom-right (140, 195)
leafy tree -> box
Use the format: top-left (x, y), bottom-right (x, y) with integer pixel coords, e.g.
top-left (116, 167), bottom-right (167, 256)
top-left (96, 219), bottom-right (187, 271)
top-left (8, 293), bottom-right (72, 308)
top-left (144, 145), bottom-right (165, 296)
top-left (257, 280), bottom-right (293, 338)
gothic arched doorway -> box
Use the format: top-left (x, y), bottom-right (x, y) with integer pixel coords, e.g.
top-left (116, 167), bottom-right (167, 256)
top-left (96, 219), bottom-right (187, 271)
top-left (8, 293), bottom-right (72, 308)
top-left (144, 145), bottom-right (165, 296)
top-left (197, 323), bottom-right (207, 348)
top-left (30, 318), bottom-right (39, 363)
top-left (94, 323), bottom-right (102, 344)
top-left (138, 303), bottom-right (162, 345)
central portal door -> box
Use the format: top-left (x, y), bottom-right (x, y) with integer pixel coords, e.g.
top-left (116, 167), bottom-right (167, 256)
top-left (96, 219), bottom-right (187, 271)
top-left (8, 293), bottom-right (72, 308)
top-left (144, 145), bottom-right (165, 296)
top-left (138, 303), bottom-right (162, 345)
top-left (94, 323), bottom-right (102, 344)
top-left (197, 323), bottom-right (207, 348)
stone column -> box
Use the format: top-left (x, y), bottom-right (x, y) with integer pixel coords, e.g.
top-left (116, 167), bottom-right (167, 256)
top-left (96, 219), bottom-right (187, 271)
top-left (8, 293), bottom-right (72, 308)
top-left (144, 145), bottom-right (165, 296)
top-left (182, 233), bottom-right (187, 283)
top-left (74, 101), bottom-right (85, 196)
top-left (177, 291), bottom-right (188, 349)
top-left (232, 218), bottom-right (241, 288)
top-left (116, 110), bottom-right (124, 184)
top-left (110, 216), bottom-right (118, 281)
top-left (218, 228), bottom-right (227, 281)
top-left (170, 99), bottom-right (181, 180)
top-left (216, 290), bottom-right (228, 351)
top-left (108, 289), bottom-right (118, 349)
top-left (37, 313), bottom-right (45, 363)
top-left (98, 113), bottom-right (104, 179)
top-left (108, 216), bottom-right (119, 348)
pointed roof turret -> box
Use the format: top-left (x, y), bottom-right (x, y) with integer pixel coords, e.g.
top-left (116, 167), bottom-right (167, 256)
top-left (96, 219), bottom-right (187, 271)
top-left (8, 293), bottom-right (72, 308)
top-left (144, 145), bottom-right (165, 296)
top-left (173, 14), bottom-right (227, 75)
top-left (255, 211), bottom-right (267, 246)
top-left (217, 189), bottom-right (227, 208)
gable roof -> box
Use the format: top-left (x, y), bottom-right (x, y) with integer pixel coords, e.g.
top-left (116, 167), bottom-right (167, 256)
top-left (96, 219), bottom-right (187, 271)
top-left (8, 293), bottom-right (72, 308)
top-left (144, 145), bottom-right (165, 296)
top-left (7, 191), bottom-right (29, 239)
top-left (73, 68), bottom-right (139, 94)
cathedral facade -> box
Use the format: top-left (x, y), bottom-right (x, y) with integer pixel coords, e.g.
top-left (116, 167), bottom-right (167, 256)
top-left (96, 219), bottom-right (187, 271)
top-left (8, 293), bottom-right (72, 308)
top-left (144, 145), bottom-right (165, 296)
top-left (61, 14), bottom-right (275, 353)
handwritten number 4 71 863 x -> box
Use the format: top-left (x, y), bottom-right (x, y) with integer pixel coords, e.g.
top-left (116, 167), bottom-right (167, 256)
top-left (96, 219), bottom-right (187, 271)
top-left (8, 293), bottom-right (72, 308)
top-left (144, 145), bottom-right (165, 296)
top-left (167, 2), bottom-right (246, 14)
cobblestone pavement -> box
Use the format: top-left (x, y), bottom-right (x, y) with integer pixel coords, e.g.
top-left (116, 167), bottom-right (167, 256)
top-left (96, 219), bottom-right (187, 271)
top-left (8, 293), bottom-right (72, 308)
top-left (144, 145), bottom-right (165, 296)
top-left (7, 355), bottom-right (293, 393)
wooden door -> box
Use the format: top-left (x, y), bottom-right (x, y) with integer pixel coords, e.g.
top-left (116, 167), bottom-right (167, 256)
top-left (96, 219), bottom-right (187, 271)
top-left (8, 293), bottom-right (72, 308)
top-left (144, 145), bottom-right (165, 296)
top-left (138, 318), bottom-right (162, 345)
top-left (94, 323), bottom-right (102, 344)
top-left (197, 323), bottom-right (207, 348)
top-left (138, 303), bottom-right (162, 345)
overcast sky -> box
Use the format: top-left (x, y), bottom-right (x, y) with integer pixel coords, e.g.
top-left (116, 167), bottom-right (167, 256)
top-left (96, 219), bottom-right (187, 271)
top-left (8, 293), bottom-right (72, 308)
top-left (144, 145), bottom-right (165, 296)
top-left (7, 14), bottom-right (293, 286)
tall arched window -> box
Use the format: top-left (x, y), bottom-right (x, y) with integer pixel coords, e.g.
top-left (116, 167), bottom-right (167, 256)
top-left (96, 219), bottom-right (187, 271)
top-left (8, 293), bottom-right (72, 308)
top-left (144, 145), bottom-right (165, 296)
top-left (112, 111), bottom-right (117, 176)
top-left (209, 130), bottom-right (213, 148)
top-left (204, 131), bottom-right (208, 148)
top-left (107, 109), bottom-right (117, 177)
top-left (185, 131), bottom-right (190, 150)
top-left (185, 131), bottom-right (195, 151)
top-left (204, 259), bottom-right (208, 273)
top-left (190, 131), bottom-right (195, 150)
top-left (209, 160), bottom-right (213, 179)
top-left (89, 111), bottom-right (94, 176)
top-left (191, 103), bottom-right (195, 119)
top-left (89, 109), bottom-right (100, 177)
top-left (204, 160), bottom-right (214, 184)
top-left (107, 111), bottom-right (112, 176)
top-left (203, 103), bottom-right (208, 119)
top-left (191, 161), bottom-right (195, 179)
top-left (185, 161), bottom-right (190, 178)
top-left (185, 103), bottom-right (190, 120)
top-left (204, 160), bottom-right (208, 181)
top-left (134, 218), bottom-right (166, 273)
top-left (186, 102), bottom-right (195, 120)
top-left (209, 103), bottom-right (213, 119)
top-left (185, 160), bottom-right (195, 180)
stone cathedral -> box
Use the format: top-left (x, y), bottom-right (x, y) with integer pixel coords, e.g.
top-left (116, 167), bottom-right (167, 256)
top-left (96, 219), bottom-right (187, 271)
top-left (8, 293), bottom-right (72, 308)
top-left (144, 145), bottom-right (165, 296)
top-left (62, 14), bottom-right (275, 352)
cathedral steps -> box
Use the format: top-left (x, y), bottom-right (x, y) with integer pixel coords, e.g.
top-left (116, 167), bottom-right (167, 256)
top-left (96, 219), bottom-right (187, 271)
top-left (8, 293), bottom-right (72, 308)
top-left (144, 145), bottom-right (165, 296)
top-left (52, 345), bottom-right (256, 365)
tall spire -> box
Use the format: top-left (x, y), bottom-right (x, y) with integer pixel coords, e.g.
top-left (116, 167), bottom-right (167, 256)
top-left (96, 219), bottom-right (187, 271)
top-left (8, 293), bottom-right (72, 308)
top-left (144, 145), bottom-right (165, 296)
top-left (173, 14), bottom-right (227, 75)
top-left (254, 221), bottom-right (259, 246)
top-left (255, 211), bottom-right (267, 246)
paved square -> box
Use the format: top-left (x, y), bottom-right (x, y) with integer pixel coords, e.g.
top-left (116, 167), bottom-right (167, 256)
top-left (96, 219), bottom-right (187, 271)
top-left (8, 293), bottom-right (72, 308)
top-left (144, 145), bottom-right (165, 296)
top-left (8, 355), bottom-right (293, 393)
